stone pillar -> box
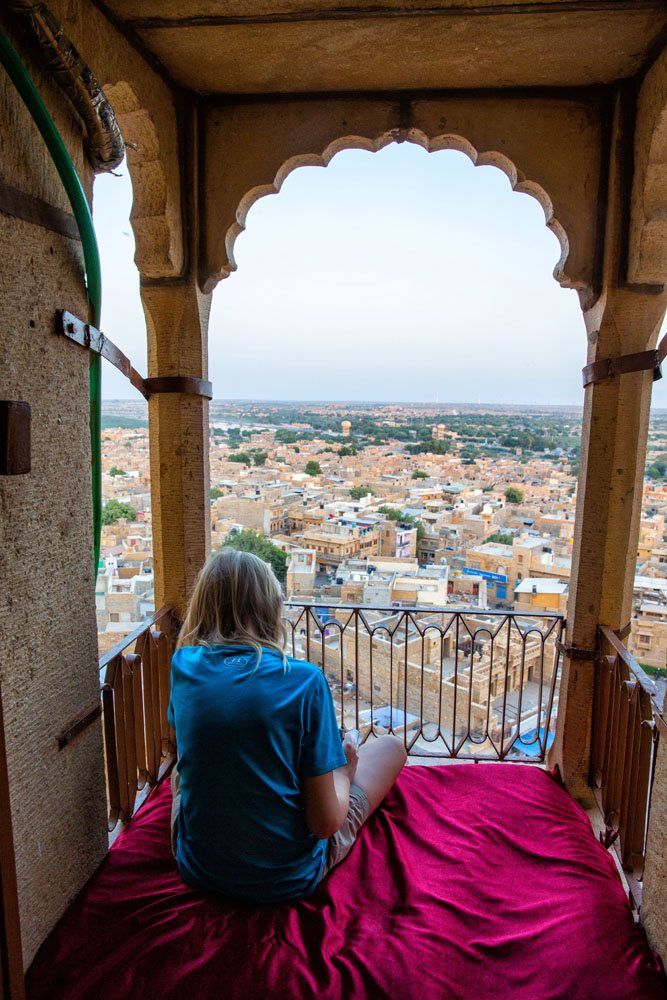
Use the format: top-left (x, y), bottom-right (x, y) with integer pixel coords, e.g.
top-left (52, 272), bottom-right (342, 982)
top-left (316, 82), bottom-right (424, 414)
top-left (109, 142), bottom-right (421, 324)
top-left (142, 280), bottom-right (212, 617)
top-left (550, 91), bottom-right (667, 799)
top-left (552, 289), bottom-right (665, 799)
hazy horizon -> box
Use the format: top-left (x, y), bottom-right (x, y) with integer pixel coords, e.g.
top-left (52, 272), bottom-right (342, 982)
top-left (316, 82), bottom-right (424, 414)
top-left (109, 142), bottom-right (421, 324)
top-left (103, 397), bottom-right (587, 409)
top-left (93, 143), bottom-right (667, 408)
top-left (101, 397), bottom-right (667, 413)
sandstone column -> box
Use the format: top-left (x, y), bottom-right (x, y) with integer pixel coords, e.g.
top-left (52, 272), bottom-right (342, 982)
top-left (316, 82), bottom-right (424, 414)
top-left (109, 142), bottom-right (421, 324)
top-left (552, 289), bottom-right (665, 799)
top-left (550, 90), bottom-right (667, 798)
top-left (142, 279), bottom-right (212, 617)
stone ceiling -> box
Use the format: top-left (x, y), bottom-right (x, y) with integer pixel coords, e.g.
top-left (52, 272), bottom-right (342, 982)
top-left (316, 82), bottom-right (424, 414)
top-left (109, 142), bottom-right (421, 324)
top-left (97, 1), bottom-right (667, 94)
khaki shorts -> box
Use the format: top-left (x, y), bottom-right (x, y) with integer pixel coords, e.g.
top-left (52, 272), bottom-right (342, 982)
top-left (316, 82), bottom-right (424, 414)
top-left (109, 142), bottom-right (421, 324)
top-left (170, 767), bottom-right (370, 879)
top-left (319, 783), bottom-right (371, 881)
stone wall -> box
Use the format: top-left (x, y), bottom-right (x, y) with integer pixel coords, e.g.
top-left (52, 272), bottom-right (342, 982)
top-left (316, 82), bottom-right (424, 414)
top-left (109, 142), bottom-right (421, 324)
top-left (642, 723), bottom-right (667, 962)
top-left (0, 33), bottom-right (107, 959)
top-left (0, 3), bottom-right (180, 964)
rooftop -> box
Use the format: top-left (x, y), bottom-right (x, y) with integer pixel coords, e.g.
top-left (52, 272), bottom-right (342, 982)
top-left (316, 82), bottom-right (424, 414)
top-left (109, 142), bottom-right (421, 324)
top-left (515, 578), bottom-right (568, 595)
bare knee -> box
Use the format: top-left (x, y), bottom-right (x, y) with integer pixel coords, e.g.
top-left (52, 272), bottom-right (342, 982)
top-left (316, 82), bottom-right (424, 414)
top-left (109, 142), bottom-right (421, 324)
top-left (354, 734), bottom-right (408, 814)
top-left (381, 734), bottom-right (408, 770)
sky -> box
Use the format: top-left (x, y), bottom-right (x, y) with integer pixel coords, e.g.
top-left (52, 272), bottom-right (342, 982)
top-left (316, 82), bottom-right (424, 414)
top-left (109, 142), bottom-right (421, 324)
top-left (92, 142), bottom-right (667, 407)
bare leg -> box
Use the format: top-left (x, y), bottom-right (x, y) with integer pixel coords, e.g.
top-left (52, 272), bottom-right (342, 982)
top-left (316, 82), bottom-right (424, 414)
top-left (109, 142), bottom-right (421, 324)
top-left (352, 734), bottom-right (407, 815)
top-left (320, 736), bottom-right (407, 879)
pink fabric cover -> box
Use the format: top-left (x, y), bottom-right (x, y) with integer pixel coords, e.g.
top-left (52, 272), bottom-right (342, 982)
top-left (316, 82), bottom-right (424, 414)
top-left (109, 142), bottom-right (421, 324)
top-left (28, 764), bottom-right (666, 1000)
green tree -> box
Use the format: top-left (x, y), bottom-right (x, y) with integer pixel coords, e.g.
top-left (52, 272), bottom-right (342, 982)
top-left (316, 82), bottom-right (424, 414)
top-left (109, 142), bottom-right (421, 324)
top-left (504, 486), bottom-right (525, 504)
top-left (102, 499), bottom-right (137, 525)
top-left (405, 440), bottom-right (450, 456)
top-left (411, 470), bottom-right (428, 480)
top-left (377, 506), bottom-right (402, 521)
top-left (223, 530), bottom-right (288, 584)
top-left (100, 416), bottom-right (146, 430)
top-left (647, 458), bottom-right (667, 479)
top-left (108, 466), bottom-right (125, 477)
top-left (485, 531), bottom-right (513, 545)
top-left (350, 485), bottom-right (375, 499)
top-left (338, 445), bottom-right (357, 457)
top-left (252, 450), bottom-right (268, 466)
top-left (305, 460), bottom-right (322, 476)
top-left (210, 486), bottom-right (224, 499)
top-left (275, 429), bottom-right (298, 444)
top-left (229, 452), bottom-right (251, 465)
top-left (377, 505), bottom-right (424, 539)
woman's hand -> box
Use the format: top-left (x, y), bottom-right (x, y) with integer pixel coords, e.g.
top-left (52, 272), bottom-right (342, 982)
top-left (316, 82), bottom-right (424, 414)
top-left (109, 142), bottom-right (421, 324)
top-left (302, 741), bottom-right (359, 839)
top-left (341, 739), bottom-right (359, 782)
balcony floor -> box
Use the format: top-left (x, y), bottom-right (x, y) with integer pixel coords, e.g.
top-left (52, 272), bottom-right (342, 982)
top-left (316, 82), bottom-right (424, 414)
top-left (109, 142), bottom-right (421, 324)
top-left (27, 764), bottom-right (665, 1000)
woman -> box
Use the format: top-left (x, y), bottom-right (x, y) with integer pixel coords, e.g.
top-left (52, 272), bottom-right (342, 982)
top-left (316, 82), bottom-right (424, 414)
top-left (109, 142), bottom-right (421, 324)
top-left (168, 548), bottom-right (407, 903)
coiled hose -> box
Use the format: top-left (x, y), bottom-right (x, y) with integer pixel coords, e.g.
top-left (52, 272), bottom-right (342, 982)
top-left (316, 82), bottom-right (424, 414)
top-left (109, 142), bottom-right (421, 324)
top-left (0, 27), bottom-right (102, 575)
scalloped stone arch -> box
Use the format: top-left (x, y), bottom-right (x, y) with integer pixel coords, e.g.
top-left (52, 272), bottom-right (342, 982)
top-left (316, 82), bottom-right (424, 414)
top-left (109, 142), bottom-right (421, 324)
top-left (102, 81), bottom-right (180, 280)
top-left (221, 129), bottom-right (570, 296)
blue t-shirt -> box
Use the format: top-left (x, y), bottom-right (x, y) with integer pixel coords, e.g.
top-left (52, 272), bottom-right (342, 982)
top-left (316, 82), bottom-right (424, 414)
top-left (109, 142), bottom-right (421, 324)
top-left (167, 643), bottom-right (347, 903)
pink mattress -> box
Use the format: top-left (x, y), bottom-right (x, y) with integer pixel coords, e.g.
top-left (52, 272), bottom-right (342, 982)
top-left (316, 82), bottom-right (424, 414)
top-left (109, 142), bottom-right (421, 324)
top-left (27, 763), bottom-right (666, 1000)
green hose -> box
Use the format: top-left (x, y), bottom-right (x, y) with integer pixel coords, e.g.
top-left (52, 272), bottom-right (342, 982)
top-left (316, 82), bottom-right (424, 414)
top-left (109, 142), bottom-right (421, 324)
top-left (0, 27), bottom-right (102, 576)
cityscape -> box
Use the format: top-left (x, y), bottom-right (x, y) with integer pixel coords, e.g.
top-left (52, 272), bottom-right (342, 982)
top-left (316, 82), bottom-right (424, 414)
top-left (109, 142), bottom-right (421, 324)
top-left (97, 398), bottom-right (667, 750)
top-left (3, 1), bottom-right (666, 989)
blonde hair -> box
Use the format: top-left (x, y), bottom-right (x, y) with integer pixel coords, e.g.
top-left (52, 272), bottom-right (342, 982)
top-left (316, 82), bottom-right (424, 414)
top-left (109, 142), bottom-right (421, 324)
top-left (177, 548), bottom-right (287, 667)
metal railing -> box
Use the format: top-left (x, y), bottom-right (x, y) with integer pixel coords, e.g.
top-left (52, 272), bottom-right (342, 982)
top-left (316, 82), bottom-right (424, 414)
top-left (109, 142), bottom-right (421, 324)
top-left (99, 607), bottom-right (178, 831)
top-left (590, 626), bottom-right (665, 903)
top-left (96, 602), bottom-right (564, 830)
top-left (283, 603), bottom-right (564, 762)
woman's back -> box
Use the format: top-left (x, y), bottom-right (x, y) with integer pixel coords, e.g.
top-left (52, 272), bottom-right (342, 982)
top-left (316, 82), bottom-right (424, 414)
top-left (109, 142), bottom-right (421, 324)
top-left (168, 643), bottom-right (346, 902)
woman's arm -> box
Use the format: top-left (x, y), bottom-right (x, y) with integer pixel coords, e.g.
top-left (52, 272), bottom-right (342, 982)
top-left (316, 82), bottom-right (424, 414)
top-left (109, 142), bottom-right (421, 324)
top-left (302, 743), bottom-right (358, 839)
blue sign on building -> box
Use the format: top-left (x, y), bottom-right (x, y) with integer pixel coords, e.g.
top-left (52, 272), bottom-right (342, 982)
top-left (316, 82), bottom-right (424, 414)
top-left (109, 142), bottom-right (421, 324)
top-left (462, 567), bottom-right (508, 584)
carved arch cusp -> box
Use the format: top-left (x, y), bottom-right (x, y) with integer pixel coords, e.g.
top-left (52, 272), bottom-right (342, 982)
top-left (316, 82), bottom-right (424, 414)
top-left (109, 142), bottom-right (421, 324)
top-left (102, 82), bottom-right (183, 281)
top-left (203, 97), bottom-right (601, 307)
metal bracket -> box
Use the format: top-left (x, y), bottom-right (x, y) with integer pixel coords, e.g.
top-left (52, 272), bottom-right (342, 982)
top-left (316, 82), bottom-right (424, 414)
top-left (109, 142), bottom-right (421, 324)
top-left (144, 376), bottom-right (213, 400)
top-left (556, 639), bottom-right (596, 660)
top-left (56, 311), bottom-right (213, 399)
top-left (0, 178), bottom-right (80, 241)
top-left (56, 703), bottom-right (102, 749)
top-left (57, 310), bottom-right (149, 398)
top-left (582, 335), bottom-right (667, 389)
